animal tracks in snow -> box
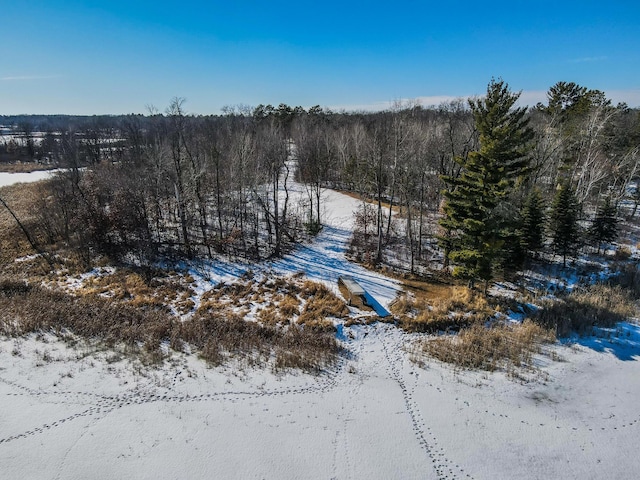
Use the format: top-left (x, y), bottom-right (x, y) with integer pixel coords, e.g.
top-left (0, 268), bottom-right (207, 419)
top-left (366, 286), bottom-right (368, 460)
top-left (375, 326), bottom-right (473, 480)
top-left (2, 325), bottom-right (637, 480)
top-left (330, 331), bottom-right (366, 480)
top-left (0, 361), bottom-right (344, 446)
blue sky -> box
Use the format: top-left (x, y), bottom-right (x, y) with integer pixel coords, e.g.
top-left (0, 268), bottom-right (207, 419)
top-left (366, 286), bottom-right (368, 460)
top-left (2, 1), bottom-right (639, 114)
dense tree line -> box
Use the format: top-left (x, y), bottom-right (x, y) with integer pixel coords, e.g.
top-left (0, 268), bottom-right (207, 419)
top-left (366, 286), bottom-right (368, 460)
top-left (28, 100), bottom-right (321, 266)
top-left (4, 82), bottom-right (639, 286)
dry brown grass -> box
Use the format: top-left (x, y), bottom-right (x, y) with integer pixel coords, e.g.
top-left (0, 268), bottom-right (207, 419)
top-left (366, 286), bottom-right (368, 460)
top-left (395, 276), bottom-right (557, 375)
top-left (419, 320), bottom-right (555, 373)
top-left (298, 295), bottom-right (348, 324)
top-left (533, 284), bottom-right (637, 337)
top-left (0, 279), bottom-right (341, 372)
top-left (0, 163), bottom-right (54, 173)
top-left (76, 268), bottom-right (195, 315)
top-left (299, 317), bottom-right (336, 333)
top-left (0, 182), bottom-right (50, 271)
top-left (613, 246), bottom-right (632, 260)
top-left (198, 276), bottom-right (347, 331)
top-left (257, 305), bottom-right (284, 326)
top-left (609, 262), bottom-right (640, 299)
top-left (279, 294), bottom-right (301, 317)
top-left (0, 279), bottom-right (170, 347)
top-left (393, 285), bottom-right (494, 333)
top-left (298, 281), bottom-right (348, 328)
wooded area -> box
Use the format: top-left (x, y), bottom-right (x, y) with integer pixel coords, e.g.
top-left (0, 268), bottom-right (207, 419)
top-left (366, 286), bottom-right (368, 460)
top-left (1, 80), bottom-right (639, 288)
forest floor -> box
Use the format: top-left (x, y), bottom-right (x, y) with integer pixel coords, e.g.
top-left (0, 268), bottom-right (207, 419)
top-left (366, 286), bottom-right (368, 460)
top-left (1, 171), bottom-right (640, 479)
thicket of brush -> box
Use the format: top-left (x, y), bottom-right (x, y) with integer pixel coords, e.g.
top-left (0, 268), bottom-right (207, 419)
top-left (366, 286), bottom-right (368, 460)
top-left (391, 286), bottom-right (495, 333)
top-left (197, 275), bottom-right (348, 330)
top-left (412, 280), bottom-right (637, 373)
top-left (533, 283), bottom-right (637, 337)
top-left (419, 320), bottom-right (555, 373)
top-left (0, 279), bottom-right (340, 372)
top-left (401, 284), bottom-right (557, 374)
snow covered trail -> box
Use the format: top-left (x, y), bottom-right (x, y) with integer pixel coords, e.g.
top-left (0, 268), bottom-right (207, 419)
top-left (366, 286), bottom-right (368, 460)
top-left (266, 222), bottom-right (399, 307)
top-left (190, 186), bottom-right (402, 308)
top-left (261, 186), bottom-right (400, 306)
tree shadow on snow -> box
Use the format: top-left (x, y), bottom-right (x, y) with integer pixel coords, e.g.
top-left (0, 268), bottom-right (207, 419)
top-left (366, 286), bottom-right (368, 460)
top-left (267, 225), bottom-right (399, 302)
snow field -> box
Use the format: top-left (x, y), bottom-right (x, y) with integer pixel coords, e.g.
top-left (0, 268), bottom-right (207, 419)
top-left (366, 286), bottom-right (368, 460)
top-left (2, 324), bottom-right (640, 479)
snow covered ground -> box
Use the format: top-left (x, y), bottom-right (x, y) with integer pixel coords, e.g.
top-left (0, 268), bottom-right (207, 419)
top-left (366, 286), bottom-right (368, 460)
top-left (2, 170), bottom-right (640, 479)
top-left (0, 169), bottom-right (59, 188)
top-left (2, 325), bottom-right (640, 480)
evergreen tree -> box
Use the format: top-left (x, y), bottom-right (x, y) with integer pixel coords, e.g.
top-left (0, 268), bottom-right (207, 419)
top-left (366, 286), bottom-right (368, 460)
top-left (549, 182), bottom-right (581, 267)
top-left (588, 197), bottom-right (618, 254)
top-left (519, 188), bottom-right (546, 258)
top-left (439, 79), bottom-right (534, 292)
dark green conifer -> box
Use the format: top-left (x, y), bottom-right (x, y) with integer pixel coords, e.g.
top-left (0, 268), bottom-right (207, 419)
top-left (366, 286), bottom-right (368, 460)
top-left (549, 182), bottom-right (581, 267)
top-left (519, 188), bottom-right (546, 258)
top-left (588, 198), bottom-right (618, 254)
top-left (439, 79), bottom-right (534, 292)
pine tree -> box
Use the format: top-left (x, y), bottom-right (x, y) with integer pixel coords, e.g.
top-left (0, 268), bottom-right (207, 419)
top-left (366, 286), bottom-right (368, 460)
top-left (519, 188), bottom-right (546, 258)
top-left (549, 182), bottom-right (581, 267)
top-left (439, 79), bottom-right (534, 291)
top-left (588, 197), bottom-right (618, 254)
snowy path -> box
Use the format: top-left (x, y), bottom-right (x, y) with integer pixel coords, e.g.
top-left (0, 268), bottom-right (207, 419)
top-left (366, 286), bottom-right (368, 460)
top-left (191, 185), bottom-right (401, 308)
top-left (278, 188), bottom-right (400, 306)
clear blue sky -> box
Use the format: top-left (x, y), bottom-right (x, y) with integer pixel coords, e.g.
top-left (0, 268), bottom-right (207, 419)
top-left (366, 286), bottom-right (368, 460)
top-left (2, 1), bottom-right (639, 114)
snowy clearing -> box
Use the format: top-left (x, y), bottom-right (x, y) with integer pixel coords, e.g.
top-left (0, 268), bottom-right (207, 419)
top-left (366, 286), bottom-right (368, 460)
top-left (0, 169), bottom-right (59, 188)
top-left (2, 325), bottom-right (640, 479)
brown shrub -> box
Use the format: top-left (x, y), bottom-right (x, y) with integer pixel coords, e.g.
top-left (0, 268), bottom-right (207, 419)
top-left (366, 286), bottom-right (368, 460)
top-left (299, 280), bottom-right (329, 298)
top-left (74, 268), bottom-right (195, 315)
top-left (609, 262), bottom-right (640, 299)
top-left (613, 246), bottom-right (632, 260)
top-left (0, 282), bottom-right (170, 347)
top-left (420, 320), bottom-right (555, 372)
top-left (298, 296), bottom-right (347, 326)
top-left (257, 306), bottom-right (282, 326)
top-left (0, 281), bottom-right (341, 373)
top-left (0, 182), bottom-right (50, 268)
top-left (389, 295), bottom-right (415, 316)
top-left (279, 294), bottom-right (300, 317)
top-left (396, 286), bottom-right (493, 333)
top-left (533, 284), bottom-right (637, 337)
top-left (301, 317), bottom-right (336, 333)
top-left (273, 325), bottom-right (342, 372)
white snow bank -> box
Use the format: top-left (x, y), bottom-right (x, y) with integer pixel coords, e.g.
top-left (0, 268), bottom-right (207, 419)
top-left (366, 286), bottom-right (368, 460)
top-left (0, 169), bottom-right (59, 187)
